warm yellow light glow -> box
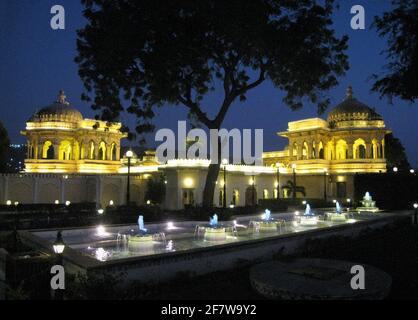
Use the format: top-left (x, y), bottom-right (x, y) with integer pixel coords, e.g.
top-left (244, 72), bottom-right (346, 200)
top-left (126, 150), bottom-right (134, 158)
top-left (14, 202), bottom-right (19, 206)
top-left (249, 178), bottom-right (254, 185)
top-left (6, 200), bottom-right (11, 206)
top-left (184, 178), bottom-right (193, 188)
top-left (291, 164), bottom-right (297, 169)
top-left (146, 200), bottom-right (151, 205)
top-left (65, 201), bottom-right (71, 206)
top-left (54, 200), bottom-right (59, 205)
top-left (274, 181), bottom-right (279, 187)
top-left (219, 180), bottom-right (225, 187)
top-left (337, 175), bottom-right (346, 182)
top-left (222, 158), bottom-right (228, 165)
top-left (98, 209), bottom-right (104, 214)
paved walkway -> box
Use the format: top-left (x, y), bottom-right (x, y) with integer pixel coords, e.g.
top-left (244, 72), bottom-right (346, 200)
top-left (250, 258), bottom-right (392, 300)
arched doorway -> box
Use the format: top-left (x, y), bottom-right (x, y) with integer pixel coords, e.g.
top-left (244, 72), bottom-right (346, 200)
top-left (245, 186), bottom-right (257, 206)
top-left (98, 141), bottom-right (107, 160)
top-left (353, 138), bottom-right (367, 159)
top-left (336, 139), bottom-right (348, 160)
top-left (59, 140), bottom-right (72, 160)
top-left (42, 141), bottom-right (54, 159)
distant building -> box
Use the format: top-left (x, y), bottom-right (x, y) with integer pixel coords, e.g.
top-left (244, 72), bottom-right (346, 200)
top-left (21, 90), bottom-right (127, 174)
top-left (0, 87), bottom-right (390, 209)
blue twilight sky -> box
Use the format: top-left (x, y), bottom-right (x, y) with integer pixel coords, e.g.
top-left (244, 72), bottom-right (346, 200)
top-left (0, 0), bottom-right (417, 166)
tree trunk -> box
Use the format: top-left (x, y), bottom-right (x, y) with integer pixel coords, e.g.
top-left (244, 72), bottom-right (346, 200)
top-left (202, 136), bottom-right (222, 208)
top-left (202, 163), bottom-right (221, 208)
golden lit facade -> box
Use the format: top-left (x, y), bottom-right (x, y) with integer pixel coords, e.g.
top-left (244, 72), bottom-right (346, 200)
top-left (21, 91), bottom-right (127, 173)
top-left (263, 87), bottom-right (390, 175)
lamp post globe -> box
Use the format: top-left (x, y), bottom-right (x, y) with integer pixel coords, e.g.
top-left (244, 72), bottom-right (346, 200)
top-left (52, 231), bottom-right (65, 300)
top-left (53, 231), bottom-right (65, 254)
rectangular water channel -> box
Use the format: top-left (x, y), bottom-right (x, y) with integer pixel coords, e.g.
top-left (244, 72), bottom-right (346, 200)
top-left (22, 211), bottom-right (410, 282)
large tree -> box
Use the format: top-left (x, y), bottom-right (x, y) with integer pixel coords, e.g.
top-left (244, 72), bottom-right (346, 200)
top-left (385, 133), bottom-right (410, 170)
top-left (76, 0), bottom-right (348, 207)
top-left (0, 121), bottom-right (10, 173)
top-left (372, 0), bottom-right (418, 101)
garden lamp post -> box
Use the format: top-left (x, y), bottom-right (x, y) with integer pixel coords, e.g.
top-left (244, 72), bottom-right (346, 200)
top-left (276, 165), bottom-right (280, 199)
top-left (125, 150), bottom-right (133, 205)
top-left (222, 159), bottom-right (228, 208)
top-left (52, 231), bottom-right (65, 300)
top-left (292, 164), bottom-right (297, 199)
top-left (414, 203), bottom-right (418, 225)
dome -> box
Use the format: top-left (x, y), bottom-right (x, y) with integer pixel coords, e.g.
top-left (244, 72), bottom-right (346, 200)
top-left (29, 90), bottom-right (83, 123)
top-left (327, 86), bottom-right (383, 125)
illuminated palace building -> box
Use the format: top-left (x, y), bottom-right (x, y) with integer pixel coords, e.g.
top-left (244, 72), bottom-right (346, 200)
top-left (0, 87), bottom-right (390, 209)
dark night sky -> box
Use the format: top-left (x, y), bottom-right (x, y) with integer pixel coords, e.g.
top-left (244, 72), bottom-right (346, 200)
top-left (0, 0), bottom-right (417, 166)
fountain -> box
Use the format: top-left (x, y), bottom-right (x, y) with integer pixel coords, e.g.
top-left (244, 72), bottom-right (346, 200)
top-left (206, 214), bottom-right (229, 241)
top-left (194, 214), bottom-right (229, 242)
top-left (250, 209), bottom-right (285, 233)
top-left (328, 201), bottom-right (347, 222)
top-left (356, 192), bottom-right (379, 212)
top-left (299, 204), bottom-right (318, 226)
top-left (128, 215), bottom-right (166, 250)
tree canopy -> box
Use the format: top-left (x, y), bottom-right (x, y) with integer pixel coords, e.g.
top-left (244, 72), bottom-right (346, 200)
top-left (76, 0), bottom-right (349, 206)
top-left (385, 133), bottom-right (411, 170)
top-left (373, 0), bottom-right (418, 102)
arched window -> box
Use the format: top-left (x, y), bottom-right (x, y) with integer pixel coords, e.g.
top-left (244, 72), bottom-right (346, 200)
top-left (336, 139), bottom-right (348, 160)
top-left (42, 141), bottom-right (54, 159)
top-left (98, 141), bottom-right (107, 160)
top-left (358, 145), bottom-right (366, 159)
top-left (302, 141), bottom-right (308, 160)
top-left (353, 138), bottom-right (367, 159)
top-left (263, 189), bottom-right (269, 199)
top-left (59, 140), bottom-right (72, 160)
top-left (318, 141), bottom-right (324, 159)
top-left (232, 189), bottom-right (239, 206)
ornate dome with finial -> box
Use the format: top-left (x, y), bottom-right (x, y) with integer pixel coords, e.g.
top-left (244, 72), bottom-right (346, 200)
top-left (327, 86), bottom-right (383, 127)
top-left (29, 90), bottom-right (83, 123)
